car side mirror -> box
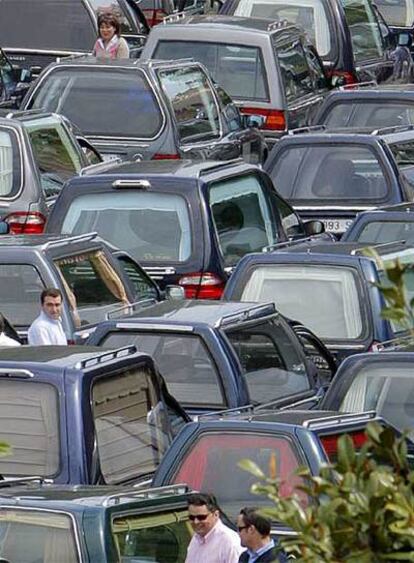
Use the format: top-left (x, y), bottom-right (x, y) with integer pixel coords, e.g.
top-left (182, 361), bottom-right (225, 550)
top-left (0, 221), bottom-right (10, 234)
top-left (304, 219), bottom-right (325, 236)
top-left (243, 114), bottom-right (265, 128)
top-left (165, 285), bottom-right (185, 300)
top-left (397, 31), bottom-right (412, 47)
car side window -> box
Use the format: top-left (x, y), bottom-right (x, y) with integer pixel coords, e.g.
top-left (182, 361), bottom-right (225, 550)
top-left (340, 0), bottom-right (384, 62)
top-left (158, 66), bottom-right (220, 143)
top-left (0, 264), bottom-right (45, 326)
top-left (215, 84), bottom-right (242, 132)
top-left (275, 38), bottom-right (314, 102)
top-left (116, 255), bottom-right (160, 302)
top-left (303, 44), bottom-right (328, 91)
top-left (272, 192), bottom-right (305, 238)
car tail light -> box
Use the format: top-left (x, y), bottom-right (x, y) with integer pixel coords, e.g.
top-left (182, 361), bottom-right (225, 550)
top-left (179, 272), bottom-right (225, 299)
top-left (152, 153), bottom-right (181, 160)
top-left (327, 70), bottom-right (357, 86)
top-left (320, 430), bottom-right (368, 461)
top-left (4, 211), bottom-right (46, 234)
top-left (142, 8), bottom-right (168, 26)
top-left (240, 107), bottom-right (286, 131)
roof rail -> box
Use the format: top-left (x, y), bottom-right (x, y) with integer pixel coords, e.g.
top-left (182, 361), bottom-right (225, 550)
top-left (163, 11), bottom-right (187, 24)
top-left (41, 232), bottom-right (98, 250)
top-left (102, 484), bottom-right (190, 506)
top-left (0, 368), bottom-right (34, 379)
top-left (350, 240), bottom-right (407, 256)
top-left (371, 334), bottom-right (414, 352)
top-left (339, 81), bottom-right (377, 90)
top-left (75, 345), bottom-right (137, 370)
top-left (268, 19), bottom-right (290, 31)
top-left (197, 404), bottom-right (255, 421)
top-left (216, 302), bottom-right (276, 329)
top-left (198, 158), bottom-right (244, 177)
top-left (288, 125), bottom-right (326, 135)
top-left (371, 124), bottom-right (414, 136)
top-left (263, 235), bottom-right (325, 253)
top-left (304, 411), bottom-right (377, 430)
top-left (106, 298), bottom-right (158, 320)
top-left (79, 158), bottom-right (123, 176)
top-left (146, 57), bottom-right (194, 68)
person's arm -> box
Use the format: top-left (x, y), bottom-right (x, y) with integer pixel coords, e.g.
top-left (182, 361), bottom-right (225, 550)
top-left (28, 324), bottom-right (51, 345)
top-left (117, 37), bottom-right (130, 59)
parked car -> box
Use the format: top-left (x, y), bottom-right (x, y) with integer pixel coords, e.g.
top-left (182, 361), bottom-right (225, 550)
top-left (21, 57), bottom-right (266, 163)
top-left (313, 84), bottom-right (414, 130)
top-left (320, 351), bottom-right (414, 437)
top-left (46, 159), bottom-right (326, 298)
top-left (220, 0), bottom-right (397, 85)
top-left (141, 16), bottom-right (330, 145)
top-left (223, 240), bottom-right (414, 363)
top-left (0, 111), bottom-right (101, 234)
top-left (0, 48), bottom-right (32, 106)
top-left (0, 345), bottom-right (188, 485)
top-left (0, 483), bottom-right (194, 563)
top-left (374, 0), bottom-right (414, 48)
top-left (138, 0), bottom-right (205, 27)
top-left (0, 0), bottom-right (148, 72)
top-left (264, 125), bottom-right (414, 235)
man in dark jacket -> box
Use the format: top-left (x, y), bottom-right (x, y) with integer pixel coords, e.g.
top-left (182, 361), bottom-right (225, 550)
top-left (237, 507), bottom-right (286, 563)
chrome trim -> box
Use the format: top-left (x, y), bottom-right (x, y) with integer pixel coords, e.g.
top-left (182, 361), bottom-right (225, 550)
top-left (303, 411), bottom-right (377, 429)
top-left (0, 368), bottom-right (34, 379)
top-left (295, 206), bottom-right (376, 211)
top-left (116, 322), bottom-right (194, 332)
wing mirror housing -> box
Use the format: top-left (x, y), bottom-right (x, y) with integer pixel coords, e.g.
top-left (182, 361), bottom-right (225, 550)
top-left (304, 219), bottom-right (325, 236)
top-left (165, 285), bottom-right (185, 301)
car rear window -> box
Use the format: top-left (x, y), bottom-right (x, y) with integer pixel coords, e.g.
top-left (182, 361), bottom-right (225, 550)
top-left (340, 0), bottom-right (384, 62)
top-left (0, 264), bottom-right (45, 327)
top-left (353, 220), bottom-right (414, 245)
top-left (172, 432), bottom-right (305, 520)
top-left (240, 265), bottom-right (364, 340)
top-left (102, 331), bottom-right (224, 407)
top-left (321, 101), bottom-right (414, 129)
top-left (270, 144), bottom-right (388, 204)
top-left (28, 68), bottom-right (163, 139)
top-left (0, 128), bottom-right (22, 199)
top-left (154, 40), bottom-right (269, 101)
top-left (0, 381), bottom-right (60, 477)
top-left (60, 192), bottom-right (192, 264)
top-left (91, 367), bottom-right (170, 484)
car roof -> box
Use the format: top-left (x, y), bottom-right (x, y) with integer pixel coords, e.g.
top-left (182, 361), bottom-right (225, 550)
top-left (42, 55), bottom-right (201, 70)
top-left (0, 234), bottom-right (92, 248)
top-left (161, 14), bottom-right (302, 34)
top-left (272, 240), bottom-right (409, 257)
top-left (280, 127), bottom-right (414, 144)
top-left (325, 84), bottom-right (414, 100)
top-left (0, 345), bottom-right (110, 367)
top-left (0, 110), bottom-right (64, 124)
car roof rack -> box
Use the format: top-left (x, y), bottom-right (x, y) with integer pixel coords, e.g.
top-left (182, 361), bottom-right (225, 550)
top-left (339, 81), bottom-right (377, 90)
top-left (0, 368), bottom-right (34, 379)
top-left (163, 11), bottom-right (187, 24)
top-left (102, 484), bottom-right (190, 506)
top-left (75, 345), bottom-right (137, 370)
top-left (106, 298), bottom-right (158, 320)
top-left (41, 232), bottom-right (98, 250)
top-left (268, 19), bottom-right (291, 31)
top-left (371, 124), bottom-right (414, 136)
top-left (197, 404), bottom-right (255, 422)
top-left (263, 235), bottom-right (324, 254)
top-left (288, 125), bottom-right (326, 135)
top-left (303, 411), bottom-right (377, 430)
top-left (350, 240), bottom-right (408, 256)
top-left (216, 302), bottom-right (276, 329)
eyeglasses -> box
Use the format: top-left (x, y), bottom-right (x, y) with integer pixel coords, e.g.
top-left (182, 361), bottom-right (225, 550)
top-left (189, 513), bottom-right (211, 522)
top-left (237, 526), bottom-right (249, 532)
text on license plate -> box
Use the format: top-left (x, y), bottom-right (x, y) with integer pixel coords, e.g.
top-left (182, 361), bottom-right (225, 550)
top-left (322, 218), bottom-right (353, 233)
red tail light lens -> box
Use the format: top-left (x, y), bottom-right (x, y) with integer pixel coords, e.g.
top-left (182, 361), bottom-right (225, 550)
top-left (327, 70), bottom-right (357, 86)
top-left (142, 8), bottom-right (167, 27)
top-left (4, 211), bottom-right (46, 234)
top-left (320, 430), bottom-right (368, 461)
top-left (240, 107), bottom-right (286, 131)
top-left (179, 272), bottom-right (225, 299)
top-left (152, 153), bottom-right (180, 160)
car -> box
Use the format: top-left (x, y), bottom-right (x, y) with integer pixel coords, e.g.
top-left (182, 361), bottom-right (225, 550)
top-left (140, 15), bottom-right (331, 145)
top-left (0, 483), bottom-right (194, 563)
top-left (21, 57), bottom-right (266, 163)
top-left (87, 300), bottom-right (336, 415)
top-left (0, 48), bottom-right (33, 106)
top-left (0, 111), bottom-right (101, 234)
top-left (223, 240), bottom-right (414, 363)
top-left (342, 203), bottom-right (414, 244)
top-left (138, 0), bottom-right (205, 27)
top-left (45, 159), bottom-right (326, 298)
top-left (374, 0), bottom-right (414, 50)
top-left (264, 125), bottom-right (414, 236)
top-left (0, 233), bottom-right (148, 343)
top-left (0, 0), bottom-right (148, 72)
top-left (313, 84), bottom-right (414, 130)
top-left (220, 0), bottom-right (397, 85)
top-left (320, 351), bottom-right (414, 437)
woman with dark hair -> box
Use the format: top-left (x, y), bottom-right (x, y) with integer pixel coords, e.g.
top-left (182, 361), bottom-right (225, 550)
top-left (93, 12), bottom-right (130, 59)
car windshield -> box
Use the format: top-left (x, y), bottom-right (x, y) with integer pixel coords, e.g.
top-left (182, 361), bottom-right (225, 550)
top-left (53, 250), bottom-right (127, 327)
top-left (209, 174), bottom-right (280, 266)
top-left (101, 331), bottom-right (225, 408)
top-left (0, 127), bottom-right (21, 199)
top-left (353, 219), bottom-right (414, 244)
top-left (0, 381), bottom-right (60, 477)
top-left (321, 101), bottom-right (414, 129)
top-left (340, 0), bottom-right (384, 62)
top-left (374, 0), bottom-right (410, 27)
top-left (154, 41), bottom-right (269, 101)
top-left (112, 509), bottom-right (192, 561)
top-left (24, 116), bottom-right (83, 197)
top-left (0, 0), bottom-right (95, 50)
top-left (0, 264), bottom-right (45, 327)
top-left (240, 265), bottom-right (364, 340)
top-left (234, 0), bottom-right (333, 57)
top-left (225, 318), bottom-right (310, 404)
top-left (28, 68), bottom-right (163, 139)
top-left (269, 144), bottom-right (388, 204)
top-left (60, 192), bottom-right (192, 264)
top-left (338, 363), bottom-right (414, 437)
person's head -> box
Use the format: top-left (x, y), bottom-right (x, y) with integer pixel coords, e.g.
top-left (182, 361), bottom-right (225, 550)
top-left (237, 507), bottom-right (272, 550)
top-left (98, 12), bottom-right (120, 42)
top-left (187, 493), bottom-right (220, 537)
top-left (41, 288), bottom-right (63, 320)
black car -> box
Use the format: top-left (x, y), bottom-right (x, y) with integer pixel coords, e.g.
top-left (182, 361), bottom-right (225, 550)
top-left (46, 159), bottom-right (325, 298)
top-left (22, 57), bottom-right (266, 163)
top-left (0, 48), bottom-right (32, 106)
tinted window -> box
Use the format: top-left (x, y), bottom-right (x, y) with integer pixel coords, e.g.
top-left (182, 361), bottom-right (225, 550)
top-left (235, 0), bottom-right (333, 57)
top-left (389, 141), bottom-right (414, 166)
top-left (61, 192), bottom-right (192, 263)
top-left (270, 144), bottom-right (388, 203)
top-left (275, 39), bottom-right (314, 102)
top-left (158, 67), bottom-right (220, 142)
top-left (154, 41), bottom-right (269, 101)
top-left (322, 101), bottom-right (414, 129)
top-left (91, 367), bottom-right (170, 483)
top-left (375, 0), bottom-right (409, 26)
top-left (0, 0), bottom-right (95, 50)
top-left (355, 220), bottom-right (414, 244)
top-left (0, 128), bottom-right (21, 198)
top-left (216, 85), bottom-right (243, 132)
top-left (116, 256), bottom-right (160, 302)
top-left (29, 68), bottom-right (163, 138)
top-left (102, 332), bottom-right (224, 407)
top-left (209, 174), bottom-right (280, 266)
top-left (340, 0), bottom-right (384, 62)
top-left (172, 433), bottom-right (305, 520)
top-left (241, 265), bottom-right (364, 340)
top-left (274, 192), bottom-right (305, 238)
top-left (226, 319), bottom-right (309, 404)
top-left (0, 509), bottom-right (79, 563)
top-left (0, 381), bottom-right (59, 477)
top-left (0, 264), bottom-right (44, 326)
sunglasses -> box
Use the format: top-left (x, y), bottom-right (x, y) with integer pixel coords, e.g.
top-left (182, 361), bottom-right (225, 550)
top-left (189, 513), bottom-right (211, 522)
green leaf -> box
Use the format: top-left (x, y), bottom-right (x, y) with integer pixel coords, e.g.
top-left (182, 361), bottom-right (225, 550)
top-left (238, 458), bottom-right (266, 479)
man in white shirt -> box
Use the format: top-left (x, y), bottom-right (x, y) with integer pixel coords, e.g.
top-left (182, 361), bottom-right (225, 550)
top-left (28, 288), bottom-right (68, 346)
top-left (0, 314), bottom-right (21, 347)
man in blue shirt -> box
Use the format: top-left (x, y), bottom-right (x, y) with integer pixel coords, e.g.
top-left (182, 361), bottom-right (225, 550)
top-left (237, 507), bottom-right (286, 563)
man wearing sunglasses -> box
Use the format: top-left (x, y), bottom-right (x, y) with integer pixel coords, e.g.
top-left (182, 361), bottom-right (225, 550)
top-left (185, 493), bottom-right (244, 563)
top-left (237, 507), bottom-right (286, 562)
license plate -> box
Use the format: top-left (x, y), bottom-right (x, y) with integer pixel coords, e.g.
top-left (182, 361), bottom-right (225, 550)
top-left (321, 218), bottom-right (353, 234)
